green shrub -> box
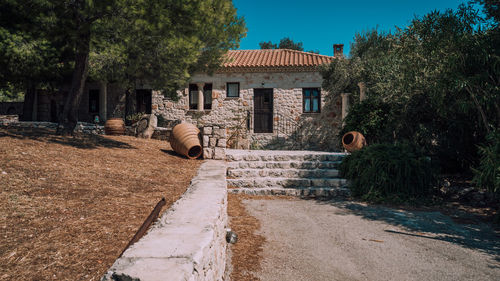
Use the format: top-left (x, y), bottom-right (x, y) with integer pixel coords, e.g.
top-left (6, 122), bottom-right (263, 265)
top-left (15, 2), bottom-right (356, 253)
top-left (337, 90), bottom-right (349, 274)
top-left (126, 112), bottom-right (145, 123)
top-left (340, 143), bottom-right (438, 203)
top-left (339, 98), bottom-right (396, 145)
top-left (473, 130), bottom-right (500, 193)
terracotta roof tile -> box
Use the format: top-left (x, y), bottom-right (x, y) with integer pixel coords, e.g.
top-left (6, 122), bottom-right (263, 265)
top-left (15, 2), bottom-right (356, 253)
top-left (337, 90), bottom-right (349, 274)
top-left (221, 49), bottom-right (333, 70)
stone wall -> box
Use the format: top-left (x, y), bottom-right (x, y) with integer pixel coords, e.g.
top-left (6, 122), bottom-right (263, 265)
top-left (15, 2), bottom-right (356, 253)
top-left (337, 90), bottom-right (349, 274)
top-left (0, 121), bottom-right (172, 140)
top-left (202, 125), bottom-right (227, 160)
top-left (153, 71), bottom-right (343, 151)
top-left (0, 121), bottom-right (105, 135)
top-left (102, 161), bottom-right (228, 281)
top-left (0, 102), bottom-right (23, 115)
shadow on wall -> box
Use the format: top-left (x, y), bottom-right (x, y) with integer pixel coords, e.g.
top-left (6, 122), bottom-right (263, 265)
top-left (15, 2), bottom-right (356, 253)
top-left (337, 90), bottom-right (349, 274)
top-left (314, 199), bottom-right (500, 262)
top-left (263, 93), bottom-right (343, 151)
top-left (0, 127), bottom-right (135, 150)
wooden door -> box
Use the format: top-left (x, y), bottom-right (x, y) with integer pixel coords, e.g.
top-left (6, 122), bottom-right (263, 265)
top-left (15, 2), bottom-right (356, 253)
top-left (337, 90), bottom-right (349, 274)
top-left (254, 89), bottom-right (273, 133)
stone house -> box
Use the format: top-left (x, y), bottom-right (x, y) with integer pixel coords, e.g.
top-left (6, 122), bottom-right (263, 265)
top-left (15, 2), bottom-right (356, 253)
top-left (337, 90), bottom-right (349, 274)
top-left (27, 46), bottom-right (347, 150)
top-left (154, 47), bottom-right (346, 150)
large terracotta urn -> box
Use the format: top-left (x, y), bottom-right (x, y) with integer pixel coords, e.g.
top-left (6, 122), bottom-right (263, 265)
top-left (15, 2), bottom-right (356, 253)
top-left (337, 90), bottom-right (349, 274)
top-left (104, 118), bottom-right (125, 135)
top-left (169, 123), bottom-right (202, 159)
top-left (342, 131), bottom-right (366, 153)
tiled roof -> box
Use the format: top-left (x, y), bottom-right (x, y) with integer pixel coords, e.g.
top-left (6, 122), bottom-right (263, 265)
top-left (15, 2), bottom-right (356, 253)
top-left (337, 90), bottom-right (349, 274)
top-left (220, 49), bottom-right (333, 72)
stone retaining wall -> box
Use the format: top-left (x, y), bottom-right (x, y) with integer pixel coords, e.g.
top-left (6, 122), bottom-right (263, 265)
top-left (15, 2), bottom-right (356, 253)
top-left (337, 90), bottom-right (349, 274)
top-left (102, 161), bottom-right (228, 281)
top-left (0, 121), bottom-right (105, 135)
top-left (0, 120), bottom-right (172, 140)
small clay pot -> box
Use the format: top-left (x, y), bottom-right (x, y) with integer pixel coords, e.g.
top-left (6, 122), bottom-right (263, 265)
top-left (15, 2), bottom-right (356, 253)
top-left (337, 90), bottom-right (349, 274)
top-left (104, 118), bottom-right (125, 135)
top-left (169, 123), bottom-right (202, 159)
top-left (342, 131), bottom-right (366, 152)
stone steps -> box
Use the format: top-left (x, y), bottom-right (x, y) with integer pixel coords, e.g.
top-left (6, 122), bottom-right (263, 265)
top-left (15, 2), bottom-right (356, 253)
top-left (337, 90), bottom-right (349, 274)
top-left (227, 160), bottom-right (341, 170)
top-left (227, 178), bottom-right (347, 189)
top-left (227, 168), bottom-right (339, 179)
top-left (228, 187), bottom-right (351, 198)
top-left (225, 149), bottom-right (350, 198)
top-left (226, 151), bottom-right (345, 162)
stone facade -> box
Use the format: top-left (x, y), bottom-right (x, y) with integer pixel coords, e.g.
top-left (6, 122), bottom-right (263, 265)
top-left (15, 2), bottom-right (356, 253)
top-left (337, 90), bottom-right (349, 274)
top-left (23, 58), bottom-right (343, 151)
top-left (153, 71), bottom-right (343, 151)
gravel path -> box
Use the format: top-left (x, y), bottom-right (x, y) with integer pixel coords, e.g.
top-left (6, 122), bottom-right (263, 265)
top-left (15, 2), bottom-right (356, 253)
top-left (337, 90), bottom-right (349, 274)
top-left (243, 198), bottom-right (500, 281)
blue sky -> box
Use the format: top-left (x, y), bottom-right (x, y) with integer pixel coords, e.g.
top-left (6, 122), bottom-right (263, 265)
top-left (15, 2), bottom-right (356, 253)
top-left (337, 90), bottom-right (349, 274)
top-left (232, 0), bottom-right (472, 56)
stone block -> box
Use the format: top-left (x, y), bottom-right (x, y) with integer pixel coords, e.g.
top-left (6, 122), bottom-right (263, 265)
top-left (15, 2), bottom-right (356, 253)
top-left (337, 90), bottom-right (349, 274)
top-left (243, 154), bottom-right (260, 161)
top-left (203, 148), bottom-right (213, 159)
top-left (274, 155), bottom-right (291, 161)
top-left (214, 128), bottom-right (226, 138)
top-left (217, 139), bottom-right (226, 148)
top-left (203, 126), bottom-right (212, 135)
top-left (203, 135), bottom-right (210, 147)
top-left (209, 137), bottom-right (217, 147)
top-left (213, 148), bottom-right (225, 160)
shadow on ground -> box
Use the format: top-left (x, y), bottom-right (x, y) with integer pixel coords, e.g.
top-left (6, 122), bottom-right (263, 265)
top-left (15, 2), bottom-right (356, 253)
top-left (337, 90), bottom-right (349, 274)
top-left (160, 149), bottom-right (186, 159)
top-left (312, 198), bottom-right (500, 262)
top-left (0, 127), bottom-right (135, 149)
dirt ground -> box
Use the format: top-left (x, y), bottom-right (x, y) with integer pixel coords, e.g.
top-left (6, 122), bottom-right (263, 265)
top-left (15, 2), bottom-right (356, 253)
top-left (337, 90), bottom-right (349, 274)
top-left (227, 194), bottom-right (298, 281)
top-left (240, 198), bottom-right (500, 281)
top-left (227, 194), bottom-right (265, 281)
top-left (0, 127), bottom-right (201, 280)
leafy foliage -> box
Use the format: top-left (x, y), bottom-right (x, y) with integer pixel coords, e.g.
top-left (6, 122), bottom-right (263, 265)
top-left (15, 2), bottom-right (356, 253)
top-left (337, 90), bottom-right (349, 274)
top-left (0, 1), bottom-right (72, 87)
top-left (339, 97), bottom-right (396, 144)
top-left (90, 0), bottom-right (246, 96)
top-left (472, 130), bottom-right (500, 193)
top-left (259, 41), bottom-right (277, 49)
top-left (126, 112), bottom-right (145, 123)
top-left (0, 83), bottom-right (24, 102)
top-left (258, 37), bottom-right (319, 53)
top-left (323, 3), bottom-right (499, 173)
top-left (340, 143), bottom-right (438, 203)
top-left (475, 0), bottom-right (500, 25)
top-left (1, 0), bottom-right (246, 132)
top-left (276, 37), bottom-right (303, 51)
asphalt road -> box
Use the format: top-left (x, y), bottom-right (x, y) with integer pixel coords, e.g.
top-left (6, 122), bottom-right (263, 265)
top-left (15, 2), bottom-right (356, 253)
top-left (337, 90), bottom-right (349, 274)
top-left (243, 198), bottom-right (500, 281)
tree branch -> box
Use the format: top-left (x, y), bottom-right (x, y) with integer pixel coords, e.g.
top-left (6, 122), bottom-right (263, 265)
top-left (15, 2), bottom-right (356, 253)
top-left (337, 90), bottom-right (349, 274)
top-left (465, 85), bottom-right (491, 134)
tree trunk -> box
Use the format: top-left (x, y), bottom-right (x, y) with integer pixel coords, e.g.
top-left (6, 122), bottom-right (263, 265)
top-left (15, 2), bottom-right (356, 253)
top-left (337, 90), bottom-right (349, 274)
top-left (21, 81), bottom-right (36, 121)
top-left (57, 26), bottom-right (91, 135)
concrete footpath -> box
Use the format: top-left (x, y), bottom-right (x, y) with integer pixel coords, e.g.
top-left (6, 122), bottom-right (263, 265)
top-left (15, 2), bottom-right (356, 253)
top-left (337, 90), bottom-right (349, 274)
top-left (244, 198), bottom-right (500, 281)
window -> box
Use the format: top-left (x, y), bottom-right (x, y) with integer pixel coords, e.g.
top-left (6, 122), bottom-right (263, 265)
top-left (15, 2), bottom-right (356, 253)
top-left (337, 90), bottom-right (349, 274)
top-left (203, 84), bottom-right (212, 110)
top-left (189, 84), bottom-right (198, 110)
top-left (89, 89), bottom-right (99, 113)
top-left (227, 82), bottom-right (239, 97)
top-left (303, 88), bottom-right (320, 113)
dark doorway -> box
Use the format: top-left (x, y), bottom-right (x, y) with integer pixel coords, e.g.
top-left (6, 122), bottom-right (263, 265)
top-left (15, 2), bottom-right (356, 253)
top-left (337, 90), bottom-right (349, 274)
top-left (254, 88), bottom-right (273, 133)
top-left (136, 89), bottom-right (152, 114)
top-left (89, 89), bottom-right (99, 115)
